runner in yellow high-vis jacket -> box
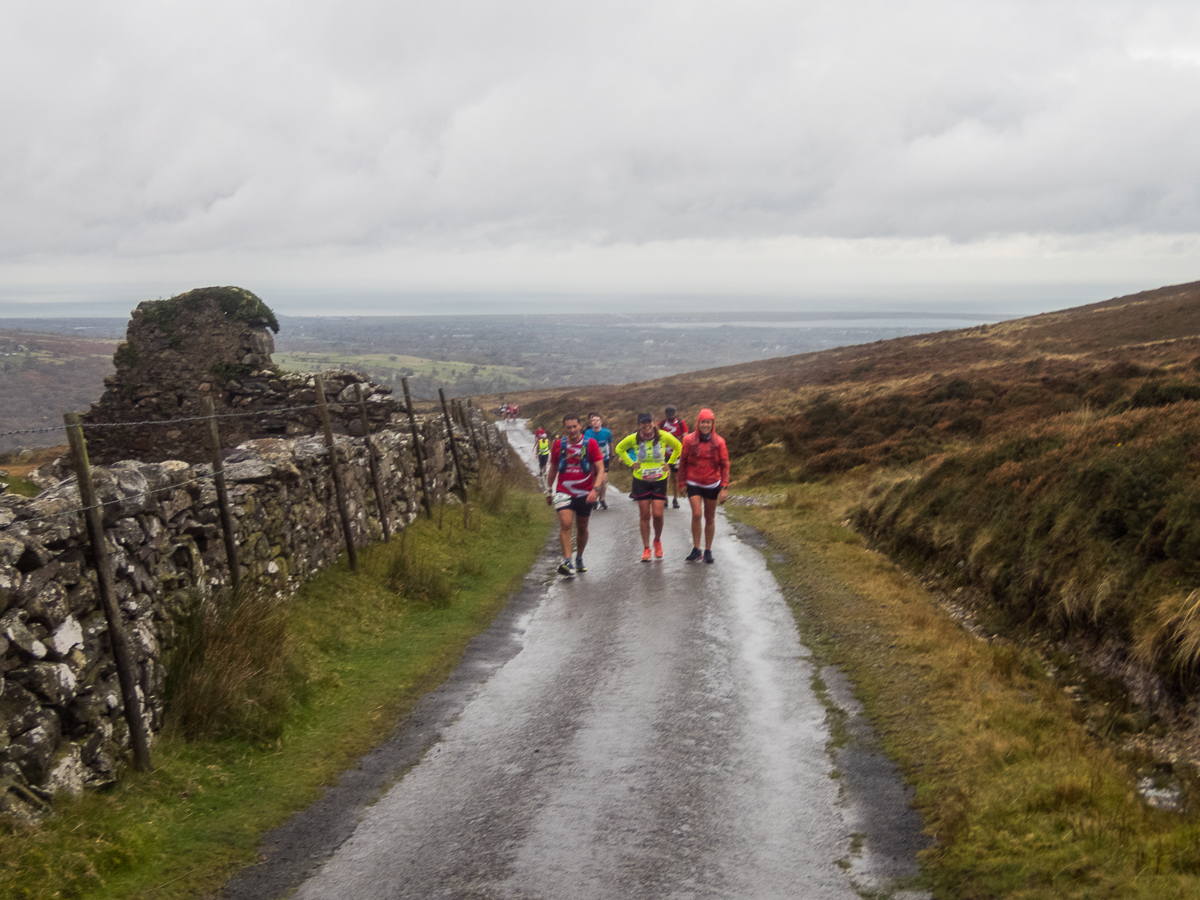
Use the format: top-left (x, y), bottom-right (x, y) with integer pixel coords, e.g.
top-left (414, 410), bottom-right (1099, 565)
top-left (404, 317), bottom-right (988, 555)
top-left (615, 413), bottom-right (683, 561)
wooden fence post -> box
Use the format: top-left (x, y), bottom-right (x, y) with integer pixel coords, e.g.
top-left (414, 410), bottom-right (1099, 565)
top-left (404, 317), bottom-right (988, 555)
top-left (314, 375), bottom-right (358, 571)
top-left (63, 413), bottom-right (153, 772)
top-left (459, 398), bottom-right (481, 454)
top-left (401, 377), bottom-right (434, 520)
top-left (202, 396), bottom-right (241, 592)
top-left (354, 383), bottom-right (391, 541)
top-left (439, 389), bottom-right (469, 501)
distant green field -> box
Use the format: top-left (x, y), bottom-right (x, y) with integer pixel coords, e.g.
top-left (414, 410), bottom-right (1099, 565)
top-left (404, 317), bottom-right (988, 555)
top-left (272, 351), bottom-right (529, 386)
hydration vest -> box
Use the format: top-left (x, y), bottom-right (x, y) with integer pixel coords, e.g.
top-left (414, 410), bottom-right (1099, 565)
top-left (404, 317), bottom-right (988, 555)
top-left (558, 437), bottom-right (593, 474)
top-left (635, 432), bottom-right (664, 462)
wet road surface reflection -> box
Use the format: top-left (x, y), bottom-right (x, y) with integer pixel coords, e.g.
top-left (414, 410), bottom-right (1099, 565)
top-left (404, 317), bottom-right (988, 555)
top-left (286, 421), bottom-right (917, 899)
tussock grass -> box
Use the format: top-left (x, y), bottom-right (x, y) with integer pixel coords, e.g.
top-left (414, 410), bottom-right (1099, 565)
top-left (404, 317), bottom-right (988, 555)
top-left (470, 456), bottom-right (510, 515)
top-left (731, 479), bottom-right (1200, 898)
top-left (378, 532), bottom-right (456, 608)
top-left (856, 400), bottom-right (1200, 683)
top-left (0, 483), bottom-right (553, 900)
top-left (165, 588), bottom-right (296, 742)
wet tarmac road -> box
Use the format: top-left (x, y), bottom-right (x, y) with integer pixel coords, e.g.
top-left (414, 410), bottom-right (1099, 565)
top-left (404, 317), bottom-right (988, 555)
top-left (253, 422), bottom-right (923, 900)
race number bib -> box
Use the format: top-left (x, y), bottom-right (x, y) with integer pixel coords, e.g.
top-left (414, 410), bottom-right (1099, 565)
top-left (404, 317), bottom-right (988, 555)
top-left (639, 465), bottom-right (665, 481)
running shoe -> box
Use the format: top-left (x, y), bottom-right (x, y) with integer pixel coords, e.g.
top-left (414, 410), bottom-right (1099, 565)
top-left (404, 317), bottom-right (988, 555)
top-left (599, 500), bottom-right (607, 509)
top-left (703, 549), bottom-right (715, 564)
top-left (575, 555), bottom-right (587, 573)
top-left (653, 539), bottom-right (663, 559)
top-left (672, 499), bottom-right (680, 509)
top-left (685, 547), bottom-right (703, 562)
top-left (641, 547), bottom-right (652, 562)
top-left (557, 558), bottom-right (575, 576)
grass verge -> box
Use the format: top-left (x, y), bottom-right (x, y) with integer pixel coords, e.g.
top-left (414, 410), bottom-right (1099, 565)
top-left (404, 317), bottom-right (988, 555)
top-left (1, 483), bottom-right (552, 900)
top-left (729, 477), bottom-right (1200, 900)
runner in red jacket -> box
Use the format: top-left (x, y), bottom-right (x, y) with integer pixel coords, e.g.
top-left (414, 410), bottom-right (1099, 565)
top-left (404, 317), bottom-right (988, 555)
top-left (677, 408), bottom-right (729, 564)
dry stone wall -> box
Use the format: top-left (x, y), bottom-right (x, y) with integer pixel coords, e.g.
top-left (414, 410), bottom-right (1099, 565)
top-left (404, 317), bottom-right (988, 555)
top-left (79, 286), bottom-right (397, 465)
top-left (0, 407), bottom-right (510, 812)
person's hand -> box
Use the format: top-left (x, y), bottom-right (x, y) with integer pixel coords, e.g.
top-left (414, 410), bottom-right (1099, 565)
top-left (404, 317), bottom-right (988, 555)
top-left (587, 488), bottom-right (598, 503)
top-left (546, 493), bottom-right (553, 506)
top-left (719, 487), bottom-right (728, 506)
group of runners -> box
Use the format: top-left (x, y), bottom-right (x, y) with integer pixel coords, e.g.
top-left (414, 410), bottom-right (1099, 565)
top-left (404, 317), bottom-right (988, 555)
top-left (498, 401), bottom-right (520, 420)
top-left (535, 406), bottom-right (729, 577)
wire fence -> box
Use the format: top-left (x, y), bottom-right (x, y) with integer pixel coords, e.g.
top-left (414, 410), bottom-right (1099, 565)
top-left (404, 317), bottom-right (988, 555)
top-left (1, 389), bottom-right (480, 526)
top-left (4, 448), bottom-right (344, 527)
top-left (0, 376), bottom-right (491, 776)
top-left (0, 402), bottom-right (327, 438)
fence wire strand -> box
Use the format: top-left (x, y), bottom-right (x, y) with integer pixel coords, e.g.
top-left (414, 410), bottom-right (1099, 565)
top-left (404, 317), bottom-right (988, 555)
top-left (4, 446), bottom-right (335, 526)
top-left (0, 402), bottom-right (336, 438)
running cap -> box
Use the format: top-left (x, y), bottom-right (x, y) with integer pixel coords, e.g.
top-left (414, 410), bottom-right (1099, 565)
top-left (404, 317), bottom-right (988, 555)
top-left (697, 408), bottom-right (715, 421)
top-left (665, 405), bottom-right (676, 415)
top-left (638, 413), bottom-right (654, 424)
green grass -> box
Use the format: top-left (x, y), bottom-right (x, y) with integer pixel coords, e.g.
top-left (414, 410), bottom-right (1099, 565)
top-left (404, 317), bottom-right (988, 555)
top-left (729, 479), bottom-right (1200, 899)
top-left (0, 483), bottom-right (552, 900)
top-left (3, 475), bottom-right (41, 497)
top-left (273, 351), bottom-right (529, 386)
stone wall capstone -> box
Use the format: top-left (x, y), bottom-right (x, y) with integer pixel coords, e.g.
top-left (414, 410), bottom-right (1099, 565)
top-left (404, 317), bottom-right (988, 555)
top-left (78, 287), bottom-right (396, 465)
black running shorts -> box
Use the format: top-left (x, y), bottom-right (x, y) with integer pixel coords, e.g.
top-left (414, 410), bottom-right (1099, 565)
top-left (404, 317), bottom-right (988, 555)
top-left (631, 477), bottom-right (668, 502)
top-left (560, 495), bottom-right (596, 516)
top-left (686, 484), bottom-right (722, 501)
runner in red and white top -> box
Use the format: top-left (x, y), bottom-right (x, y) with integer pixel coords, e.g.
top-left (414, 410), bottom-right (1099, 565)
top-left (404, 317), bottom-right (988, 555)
top-left (677, 408), bottom-right (729, 564)
top-left (658, 404), bottom-right (690, 509)
top-left (546, 414), bottom-right (606, 576)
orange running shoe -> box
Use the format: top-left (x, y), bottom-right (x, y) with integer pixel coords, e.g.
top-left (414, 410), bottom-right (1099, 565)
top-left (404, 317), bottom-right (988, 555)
top-left (653, 539), bottom-right (663, 559)
top-left (641, 547), bottom-right (652, 562)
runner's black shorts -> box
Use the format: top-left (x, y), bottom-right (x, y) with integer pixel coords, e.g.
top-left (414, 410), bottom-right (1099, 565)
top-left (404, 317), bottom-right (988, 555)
top-left (686, 484), bottom-right (722, 501)
top-left (669, 463), bottom-right (679, 472)
top-left (537, 454), bottom-right (549, 466)
top-left (631, 477), bottom-right (668, 502)
top-left (557, 495), bottom-right (596, 517)
top-left (603, 458), bottom-right (612, 472)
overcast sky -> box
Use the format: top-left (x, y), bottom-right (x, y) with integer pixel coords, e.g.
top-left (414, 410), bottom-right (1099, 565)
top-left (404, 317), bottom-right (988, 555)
top-left (3, 0), bottom-right (1200, 316)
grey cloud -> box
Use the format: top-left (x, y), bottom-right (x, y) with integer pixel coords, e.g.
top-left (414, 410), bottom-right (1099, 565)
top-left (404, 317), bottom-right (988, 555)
top-left (2, 0), bottom-right (1200, 263)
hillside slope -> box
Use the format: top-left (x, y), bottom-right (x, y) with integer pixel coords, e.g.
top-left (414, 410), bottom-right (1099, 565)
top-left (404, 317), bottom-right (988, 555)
top-left (510, 280), bottom-right (1200, 430)
top-left (507, 280), bottom-right (1200, 697)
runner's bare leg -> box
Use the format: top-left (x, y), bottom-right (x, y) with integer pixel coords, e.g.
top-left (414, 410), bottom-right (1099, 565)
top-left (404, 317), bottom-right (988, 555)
top-left (703, 497), bottom-right (718, 549)
top-left (638, 499), bottom-right (652, 547)
top-left (558, 508), bottom-right (575, 558)
top-left (575, 515), bottom-right (591, 556)
top-left (689, 495), bottom-right (704, 547)
top-left (652, 498), bottom-right (665, 540)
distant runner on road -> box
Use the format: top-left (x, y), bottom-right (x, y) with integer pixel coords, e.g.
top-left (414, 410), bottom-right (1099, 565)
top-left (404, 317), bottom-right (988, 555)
top-left (677, 408), bottom-right (729, 564)
top-left (658, 405), bottom-right (690, 509)
top-left (615, 414), bottom-right (683, 561)
top-left (547, 415), bottom-right (606, 576)
top-left (582, 413), bottom-right (614, 510)
top-left (534, 427), bottom-right (551, 486)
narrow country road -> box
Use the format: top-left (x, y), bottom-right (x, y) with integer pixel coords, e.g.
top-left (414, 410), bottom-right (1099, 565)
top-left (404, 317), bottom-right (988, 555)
top-left (226, 421), bottom-right (925, 900)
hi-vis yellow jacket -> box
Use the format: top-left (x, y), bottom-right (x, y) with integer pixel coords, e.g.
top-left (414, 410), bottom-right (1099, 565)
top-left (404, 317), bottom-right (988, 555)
top-left (614, 429), bottom-right (682, 482)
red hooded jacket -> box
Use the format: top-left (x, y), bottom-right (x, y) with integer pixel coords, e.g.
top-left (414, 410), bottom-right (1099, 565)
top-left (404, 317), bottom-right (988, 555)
top-left (678, 429), bottom-right (729, 489)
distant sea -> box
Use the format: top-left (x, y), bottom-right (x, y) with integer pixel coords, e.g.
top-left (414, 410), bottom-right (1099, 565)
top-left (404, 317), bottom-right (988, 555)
top-left (0, 280), bottom-right (1146, 322)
